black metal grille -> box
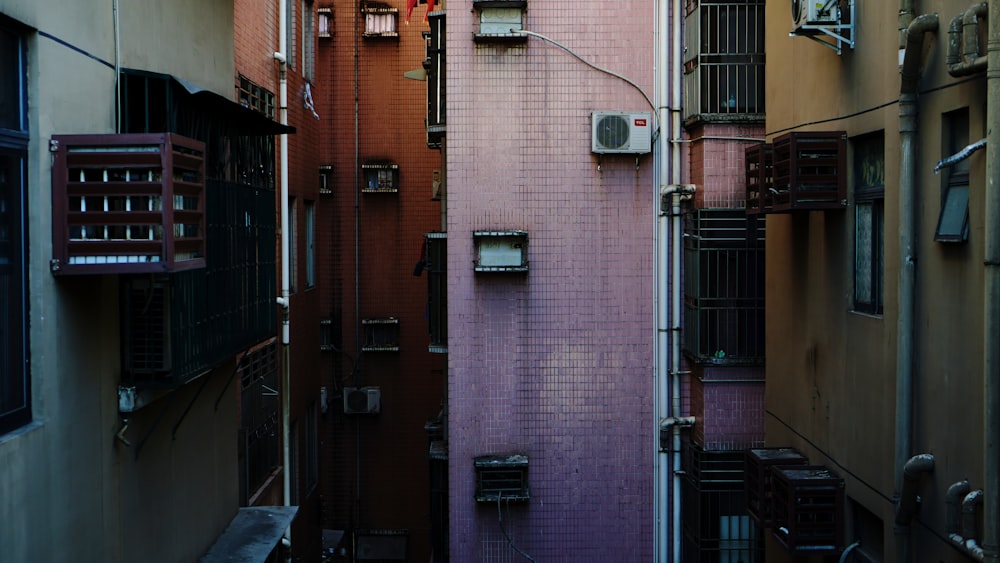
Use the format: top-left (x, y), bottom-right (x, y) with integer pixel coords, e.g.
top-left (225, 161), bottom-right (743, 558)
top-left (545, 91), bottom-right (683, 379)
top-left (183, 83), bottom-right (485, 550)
top-left (682, 444), bottom-right (762, 563)
top-left (238, 340), bottom-right (280, 505)
top-left (426, 234), bottom-right (447, 351)
top-left (683, 209), bottom-right (765, 364)
top-left (684, 0), bottom-right (765, 120)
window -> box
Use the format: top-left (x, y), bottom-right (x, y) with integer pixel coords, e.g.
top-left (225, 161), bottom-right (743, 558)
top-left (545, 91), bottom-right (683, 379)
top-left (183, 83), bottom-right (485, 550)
top-left (935, 109), bottom-right (972, 242)
top-left (302, 0), bottom-right (315, 82)
top-left (289, 197), bottom-right (297, 293)
top-left (362, 318), bottom-right (400, 352)
top-left (305, 200), bottom-right (315, 288)
top-left (853, 132), bottom-right (884, 315)
top-left (238, 341), bottom-right (280, 505)
top-left (425, 233), bottom-right (447, 353)
top-left (0, 20), bottom-right (29, 435)
top-left (362, 162), bottom-right (399, 193)
top-left (363, 5), bottom-right (398, 38)
top-left (425, 13), bottom-right (446, 148)
top-left (305, 401), bottom-right (318, 495)
top-left (318, 7), bottom-right (333, 38)
top-left (683, 210), bottom-right (765, 364)
top-left (683, 0), bottom-right (765, 120)
top-left (285, 0), bottom-right (297, 69)
top-left (237, 75), bottom-right (276, 119)
top-left (319, 165), bottom-right (333, 195)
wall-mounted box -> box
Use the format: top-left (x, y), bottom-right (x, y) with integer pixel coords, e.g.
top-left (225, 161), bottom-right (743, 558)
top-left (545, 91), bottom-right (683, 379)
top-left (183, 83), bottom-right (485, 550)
top-left (474, 454), bottom-right (529, 503)
top-left (362, 162), bottom-right (399, 193)
top-left (473, 230), bottom-right (528, 272)
top-left (745, 447), bottom-right (809, 527)
top-left (344, 386), bottom-right (382, 414)
top-left (362, 317), bottom-right (400, 351)
top-left (50, 133), bottom-right (206, 275)
top-left (472, 0), bottom-right (527, 43)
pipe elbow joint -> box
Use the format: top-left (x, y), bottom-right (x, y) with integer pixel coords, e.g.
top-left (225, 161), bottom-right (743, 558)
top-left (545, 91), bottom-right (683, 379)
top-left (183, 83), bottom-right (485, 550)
top-left (895, 454), bottom-right (934, 526)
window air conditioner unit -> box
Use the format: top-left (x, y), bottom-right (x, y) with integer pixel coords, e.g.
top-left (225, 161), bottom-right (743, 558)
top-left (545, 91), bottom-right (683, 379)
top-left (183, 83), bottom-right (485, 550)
top-left (344, 386), bottom-right (381, 414)
top-left (591, 112), bottom-right (652, 154)
top-left (791, 0), bottom-right (839, 29)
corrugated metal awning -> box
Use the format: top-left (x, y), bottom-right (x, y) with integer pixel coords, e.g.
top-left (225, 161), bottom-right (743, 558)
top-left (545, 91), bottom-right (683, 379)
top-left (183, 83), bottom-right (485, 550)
top-left (199, 506), bottom-right (298, 563)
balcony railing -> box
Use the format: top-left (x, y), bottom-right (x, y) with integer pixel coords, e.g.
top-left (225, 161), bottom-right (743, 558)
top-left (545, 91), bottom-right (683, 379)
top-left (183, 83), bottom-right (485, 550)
top-left (50, 133), bottom-right (206, 275)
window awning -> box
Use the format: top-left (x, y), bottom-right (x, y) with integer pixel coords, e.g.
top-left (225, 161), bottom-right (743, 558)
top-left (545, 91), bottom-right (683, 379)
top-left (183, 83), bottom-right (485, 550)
top-left (122, 68), bottom-right (295, 136)
top-left (199, 506), bottom-right (298, 563)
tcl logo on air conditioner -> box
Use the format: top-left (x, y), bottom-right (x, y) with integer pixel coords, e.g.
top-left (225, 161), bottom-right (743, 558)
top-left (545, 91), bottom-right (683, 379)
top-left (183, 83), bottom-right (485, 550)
top-left (591, 112), bottom-right (652, 154)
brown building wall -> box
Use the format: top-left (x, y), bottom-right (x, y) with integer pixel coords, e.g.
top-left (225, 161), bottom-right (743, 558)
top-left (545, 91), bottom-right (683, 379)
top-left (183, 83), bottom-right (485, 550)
top-left (316, 2), bottom-right (445, 560)
top-left (763, 1), bottom-right (988, 561)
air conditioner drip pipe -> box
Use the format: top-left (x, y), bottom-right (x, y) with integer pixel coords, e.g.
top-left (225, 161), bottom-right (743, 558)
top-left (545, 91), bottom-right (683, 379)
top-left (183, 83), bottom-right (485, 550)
top-left (947, 3), bottom-right (988, 76)
top-left (895, 453), bottom-right (934, 526)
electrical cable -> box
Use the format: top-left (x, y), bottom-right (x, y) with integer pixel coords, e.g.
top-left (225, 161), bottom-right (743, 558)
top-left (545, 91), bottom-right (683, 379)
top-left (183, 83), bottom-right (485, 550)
top-left (512, 29), bottom-right (657, 122)
top-left (497, 495), bottom-right (536, 562)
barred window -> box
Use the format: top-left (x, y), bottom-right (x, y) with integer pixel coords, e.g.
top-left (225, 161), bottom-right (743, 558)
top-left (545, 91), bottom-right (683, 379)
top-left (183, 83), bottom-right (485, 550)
top-left (683, 0), bottom-right (765, 121)
top-left (238, 341), bottom-right (281, 505)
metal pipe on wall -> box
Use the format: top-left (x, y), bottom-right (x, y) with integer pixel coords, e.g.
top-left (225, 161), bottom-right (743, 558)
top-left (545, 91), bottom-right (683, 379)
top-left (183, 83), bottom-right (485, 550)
top-left (984, 2), bottom-right (1000, 560)
top-left (276, 0), bottom-right (292, 558)
top-left (894, 12), bottom-right (938, 563)
top-left (654, 0), bottom-right (670, 559)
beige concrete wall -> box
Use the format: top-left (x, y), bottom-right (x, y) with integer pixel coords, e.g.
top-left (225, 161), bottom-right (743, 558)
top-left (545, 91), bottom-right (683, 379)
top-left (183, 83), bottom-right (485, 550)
top-left (0, 1), bottom-right (241, 561)
top-left (764, 1), bottom-right (989, 561)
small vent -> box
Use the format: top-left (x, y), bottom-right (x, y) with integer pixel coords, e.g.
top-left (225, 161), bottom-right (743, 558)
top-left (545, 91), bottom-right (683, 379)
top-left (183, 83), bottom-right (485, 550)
top-left (344, 386), bottom-right (381, 414)
top-left (591, 112), bottom-right (652, 154)
top-left (474, 454), bottom-right (529, 502)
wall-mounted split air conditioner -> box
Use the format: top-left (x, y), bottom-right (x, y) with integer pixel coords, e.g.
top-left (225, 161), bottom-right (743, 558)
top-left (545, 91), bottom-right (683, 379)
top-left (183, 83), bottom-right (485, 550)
top-left (791, 0), bottom-right (839, 29)
top-left (591, 112), bottom-right (652, 154)
top-left (344, 386), bottom-right (381, 414)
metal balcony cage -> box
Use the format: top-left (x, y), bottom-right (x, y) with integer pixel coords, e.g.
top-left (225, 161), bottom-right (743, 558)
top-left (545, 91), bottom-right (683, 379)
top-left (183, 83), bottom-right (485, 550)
top-left (681, 443), bottom-right (763, 563)
top-left (50, 133), bottom-right (207, 275)
top-left (683, 209), bottom-right (765, 365)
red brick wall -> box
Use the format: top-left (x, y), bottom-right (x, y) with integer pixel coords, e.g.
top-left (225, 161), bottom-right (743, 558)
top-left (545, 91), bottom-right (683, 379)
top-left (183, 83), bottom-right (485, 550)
top-left (315, 2), bottom-right (445, 560)
top-left (235, 0), bottom-right (325, 559)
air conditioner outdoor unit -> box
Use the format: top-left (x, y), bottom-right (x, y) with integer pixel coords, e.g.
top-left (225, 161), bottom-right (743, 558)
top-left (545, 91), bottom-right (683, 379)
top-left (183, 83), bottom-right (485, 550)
top-left (344, 386), bottom-right (381, 414)
top-left (591, 112), bottom-right (652, 154)
top-left (791, 0), bottom-right (839, 29)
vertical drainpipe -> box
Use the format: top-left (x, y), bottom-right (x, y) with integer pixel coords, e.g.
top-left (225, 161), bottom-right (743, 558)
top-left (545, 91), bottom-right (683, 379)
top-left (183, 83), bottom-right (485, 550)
top-left (669, 0), bottom-right (685, 559)
top-left (655, 0), bottom-right (688, 559)
top-left (276, 0), bottom-right (293, 556)
top-left (984, 2), bottom-right (1000, 561)
top-left (894, 12), bottom-right (937, 563)
top-left (654, 0), bottom-right (670, 558)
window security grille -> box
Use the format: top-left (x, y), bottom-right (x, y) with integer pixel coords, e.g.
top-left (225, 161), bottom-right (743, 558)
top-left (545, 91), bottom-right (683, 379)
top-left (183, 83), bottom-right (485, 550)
top-left (683, 0), bottom-right (765, 122)
top-left (681, 444), bottom-right (763, 563)
top-left (474, 454), bottom-right (529, 503)
top-left (238, 340), bottom-right (280, 506)
top-left (361, 163), bottom-right (399, 193)
top-left (425, 233), bottom-right (447, 353)
top-left (362, 318), bottom-right (399, 352)
top-left (683, 209), bottom-right (764, 364)
top-left (363, 5), bottom-right (398, 38)
top-left (237, 75), bottom-right (275, 119)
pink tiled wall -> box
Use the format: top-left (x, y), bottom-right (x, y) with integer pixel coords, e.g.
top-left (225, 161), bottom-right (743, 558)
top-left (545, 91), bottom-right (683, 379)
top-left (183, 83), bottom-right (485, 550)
top-left (688, 366), bottom-right (765, 450)
top-left (687, 123), bottom-right (766, 209)
top-left (445, 1), bottom-right (657, 560)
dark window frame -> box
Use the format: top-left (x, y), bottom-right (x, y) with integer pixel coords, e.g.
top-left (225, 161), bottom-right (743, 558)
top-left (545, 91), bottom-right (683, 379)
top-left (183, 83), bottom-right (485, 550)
top-left (0, 20), bottom-right (29, 435)
top-left (853, 132), bottom-right (885, 315)
top-left (935, 108), bottom-right (972, 243)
